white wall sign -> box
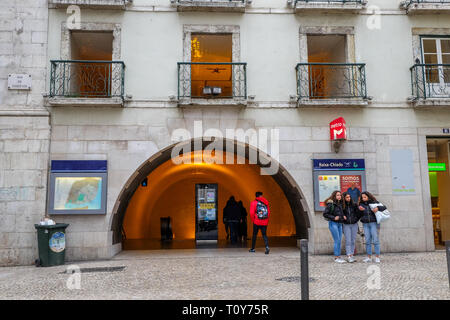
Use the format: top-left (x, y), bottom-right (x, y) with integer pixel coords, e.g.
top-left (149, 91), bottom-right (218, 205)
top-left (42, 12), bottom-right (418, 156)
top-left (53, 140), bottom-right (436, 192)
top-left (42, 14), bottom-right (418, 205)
top-left (8, 74), bottom-right (32, 90)
top-left (390, 149), bottom-right (416, 195)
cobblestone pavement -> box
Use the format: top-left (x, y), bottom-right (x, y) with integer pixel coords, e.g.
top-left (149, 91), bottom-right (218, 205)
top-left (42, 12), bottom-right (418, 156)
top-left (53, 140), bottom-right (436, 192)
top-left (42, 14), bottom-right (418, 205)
top-left (0, 248), bottom-right (449, 300)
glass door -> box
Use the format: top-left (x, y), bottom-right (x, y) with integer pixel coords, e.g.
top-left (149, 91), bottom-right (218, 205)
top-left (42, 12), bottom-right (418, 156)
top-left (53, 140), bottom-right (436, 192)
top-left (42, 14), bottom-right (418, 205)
top-left (422, 37), bottom-right (450, 97)
top-left (195, 184), bottom-right (218, 242)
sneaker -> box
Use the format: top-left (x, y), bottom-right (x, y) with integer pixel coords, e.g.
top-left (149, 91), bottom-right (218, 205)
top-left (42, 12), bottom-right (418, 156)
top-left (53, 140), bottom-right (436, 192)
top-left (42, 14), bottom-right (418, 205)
top-left (265, 247), bottom-right (270, 255)
top-left (249, 249), bottom-right (255, 253)
top-left (374, 257), bottom-right (381, 263)
top-left (347, 256), bottom-right (356, 263)
top-left (334, 258), bottom-right (346, 263)
top-left (363, 257), bottom-right (372, 263)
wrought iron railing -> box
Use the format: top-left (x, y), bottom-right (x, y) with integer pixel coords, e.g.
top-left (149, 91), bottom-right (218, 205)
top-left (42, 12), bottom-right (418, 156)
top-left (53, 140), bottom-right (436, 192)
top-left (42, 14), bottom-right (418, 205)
top-left (410, 64), bottom-right (450, 99)
top-left (50, 60), bottom-right (125, 99)
top-left (296, 63), bottom-right (367, 100)
top-left (177, 62), bottom-right (247, 100)
top-left (295, 0), bottom-right (364, 4)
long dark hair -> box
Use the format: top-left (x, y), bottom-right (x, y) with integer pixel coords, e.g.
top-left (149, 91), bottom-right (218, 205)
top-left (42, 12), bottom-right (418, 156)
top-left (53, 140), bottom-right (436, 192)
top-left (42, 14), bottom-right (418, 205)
top-left (342, 192), bottom-right (354, 209)
top-left (358, 191), bottom-right (378, 205)
top-left (324, 190), bottom-right (342, 205)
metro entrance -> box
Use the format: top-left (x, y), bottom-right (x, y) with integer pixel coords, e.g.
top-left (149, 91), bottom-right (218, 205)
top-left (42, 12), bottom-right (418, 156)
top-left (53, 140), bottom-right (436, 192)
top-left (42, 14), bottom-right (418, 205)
top-left (112, 138), bottom-right (311, 251)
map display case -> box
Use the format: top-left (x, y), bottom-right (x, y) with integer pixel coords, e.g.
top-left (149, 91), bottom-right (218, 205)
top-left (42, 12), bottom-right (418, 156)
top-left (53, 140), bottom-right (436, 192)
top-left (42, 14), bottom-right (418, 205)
top-left (48, 161), bottom-right (108, 215)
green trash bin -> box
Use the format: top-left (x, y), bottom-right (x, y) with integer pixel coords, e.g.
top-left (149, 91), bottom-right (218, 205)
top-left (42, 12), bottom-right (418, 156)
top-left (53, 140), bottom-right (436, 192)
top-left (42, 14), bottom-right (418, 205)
top-left (34, 223), bottom-right (69, 267)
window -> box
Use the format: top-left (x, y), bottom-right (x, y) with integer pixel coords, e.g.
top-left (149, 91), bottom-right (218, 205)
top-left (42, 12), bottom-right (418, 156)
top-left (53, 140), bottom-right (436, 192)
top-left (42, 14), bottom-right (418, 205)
top-left (190, 34), bottom-right (233, 98)
top-left (422, 38), bottom-right (450, 93)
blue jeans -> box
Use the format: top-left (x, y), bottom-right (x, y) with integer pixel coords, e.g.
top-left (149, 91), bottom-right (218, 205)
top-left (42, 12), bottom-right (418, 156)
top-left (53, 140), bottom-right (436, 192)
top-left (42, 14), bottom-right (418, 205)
top-left (363, 222), bottom-right (380, 256)
top-left (328, 221), bottom-right (343, 257)
top-left (343, 223), bottom-right (358, 256)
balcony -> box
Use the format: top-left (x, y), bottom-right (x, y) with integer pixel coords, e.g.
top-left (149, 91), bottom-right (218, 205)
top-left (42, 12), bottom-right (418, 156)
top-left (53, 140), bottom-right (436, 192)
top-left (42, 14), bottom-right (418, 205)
top-left (171, 0), bottom-right (249, 12)
top-left (410, 64), bottom-right (450, 107)
top-left (48, 60), bottom-right (125, 107)
top-left (49, 0), bottom-right (130, 9)
top-left (401, 0), bottom-right (450, 14)
top-left (296, 63), bottom-right (369, 107)
top-left (177, 62), bottom-right (247, 106)
top-left (290, 0), bottom-right (367, 13)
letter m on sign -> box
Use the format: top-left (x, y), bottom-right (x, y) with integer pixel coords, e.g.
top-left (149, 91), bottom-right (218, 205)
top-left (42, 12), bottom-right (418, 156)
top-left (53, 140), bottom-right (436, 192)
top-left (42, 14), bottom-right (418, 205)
top-left (329, 117), bottom-right (347, 141)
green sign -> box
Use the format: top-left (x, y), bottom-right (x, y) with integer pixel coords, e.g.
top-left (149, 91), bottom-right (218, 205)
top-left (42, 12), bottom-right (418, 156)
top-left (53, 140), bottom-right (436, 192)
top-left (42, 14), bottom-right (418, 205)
top-left (428, 163), bottom-right (446, 172)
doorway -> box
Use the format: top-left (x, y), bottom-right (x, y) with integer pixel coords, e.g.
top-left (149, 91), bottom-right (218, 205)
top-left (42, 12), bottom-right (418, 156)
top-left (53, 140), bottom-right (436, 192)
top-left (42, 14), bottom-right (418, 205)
top-left (426, 137), bottom-right (450, 249)
top-left (195, 183), bottom-right (219, 243)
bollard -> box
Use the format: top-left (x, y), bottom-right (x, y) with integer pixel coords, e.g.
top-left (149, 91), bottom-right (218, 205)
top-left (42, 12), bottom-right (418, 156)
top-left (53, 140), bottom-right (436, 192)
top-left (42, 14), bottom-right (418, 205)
top-left (446, 241), bottom-right (450, 289)
top-left (300, 239), bottom-right (309, 300)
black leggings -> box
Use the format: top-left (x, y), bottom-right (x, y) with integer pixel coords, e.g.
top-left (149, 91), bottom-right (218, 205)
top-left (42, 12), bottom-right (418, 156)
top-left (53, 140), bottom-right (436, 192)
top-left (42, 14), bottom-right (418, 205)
top-left (251, 224), bottom-right (269, 249)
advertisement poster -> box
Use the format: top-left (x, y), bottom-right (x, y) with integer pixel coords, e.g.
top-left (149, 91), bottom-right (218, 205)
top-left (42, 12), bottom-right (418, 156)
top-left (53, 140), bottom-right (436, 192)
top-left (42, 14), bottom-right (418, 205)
top-left (340, 175), bottom-right (362, 192)
top-left (318, 175), bottom-right (340, 207)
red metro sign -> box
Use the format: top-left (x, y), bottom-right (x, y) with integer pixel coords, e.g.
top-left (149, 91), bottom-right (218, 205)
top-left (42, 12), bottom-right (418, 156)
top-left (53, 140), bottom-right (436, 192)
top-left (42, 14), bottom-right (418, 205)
top-left (329, 117), bottom-right (347, 141)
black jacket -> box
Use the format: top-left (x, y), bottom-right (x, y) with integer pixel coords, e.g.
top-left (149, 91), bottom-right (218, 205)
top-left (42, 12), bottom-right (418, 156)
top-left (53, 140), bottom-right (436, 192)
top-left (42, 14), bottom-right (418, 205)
top-left (342, 202), bottom-right (362, 225)
top-left (323, 200), bottom-right (345, 223)
top-left (223, 200), bottom-right (241, 222)
top-left (358, 201), bottom-right (386, 224)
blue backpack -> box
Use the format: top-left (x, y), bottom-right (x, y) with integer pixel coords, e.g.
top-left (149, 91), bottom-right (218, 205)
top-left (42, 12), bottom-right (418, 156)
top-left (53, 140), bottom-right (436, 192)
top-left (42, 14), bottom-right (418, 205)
top-left (256, 201), bottom-right (268, 220)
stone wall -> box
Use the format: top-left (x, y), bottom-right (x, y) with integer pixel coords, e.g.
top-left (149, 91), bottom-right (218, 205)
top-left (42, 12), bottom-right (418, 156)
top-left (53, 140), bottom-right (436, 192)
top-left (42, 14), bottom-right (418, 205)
top-left (49, 107), bottom-right (436, 259)
top-left (0, 0), bottom-right (50, 266)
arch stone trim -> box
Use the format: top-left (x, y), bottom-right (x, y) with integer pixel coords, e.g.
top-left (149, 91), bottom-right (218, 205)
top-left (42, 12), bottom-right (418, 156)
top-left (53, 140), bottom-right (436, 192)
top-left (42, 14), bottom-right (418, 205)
top-left (110, 138), bottom-right (311, 244)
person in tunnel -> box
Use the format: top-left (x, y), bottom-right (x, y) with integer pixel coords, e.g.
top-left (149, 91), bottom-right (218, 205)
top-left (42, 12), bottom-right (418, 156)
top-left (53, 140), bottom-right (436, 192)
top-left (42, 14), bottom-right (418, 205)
top-left (223, 196), bottom-right (241, 244)
top-left (249, 191), bottom-right (270, 254)
top-left (238, 200), bottom-right (248, 243)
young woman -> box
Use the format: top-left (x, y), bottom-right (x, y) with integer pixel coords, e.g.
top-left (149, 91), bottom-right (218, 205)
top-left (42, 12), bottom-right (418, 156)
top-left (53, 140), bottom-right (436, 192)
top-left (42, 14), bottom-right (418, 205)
top-left (323, 190), bottom-right (346, 263)
top-left (342, 192), bottom-right (362, 263)
top-left (358, 191), bottom-right (386, 263)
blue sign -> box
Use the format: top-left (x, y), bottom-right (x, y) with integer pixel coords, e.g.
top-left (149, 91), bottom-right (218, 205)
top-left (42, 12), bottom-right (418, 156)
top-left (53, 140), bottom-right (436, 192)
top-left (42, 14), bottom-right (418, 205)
top-left (313, 159), bottom-right (365, 171)
top-left (51, 160), bottom-right (107, 172)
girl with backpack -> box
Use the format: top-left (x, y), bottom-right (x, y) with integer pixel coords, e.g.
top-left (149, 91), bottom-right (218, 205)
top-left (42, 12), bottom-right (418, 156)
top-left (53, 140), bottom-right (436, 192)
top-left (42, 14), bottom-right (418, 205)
top-left (358, 191), bottom-right (386, 263)
top-left (342, 192), bottom-right (362, 263)
top-left (323, 190), bottom-right (346, 263)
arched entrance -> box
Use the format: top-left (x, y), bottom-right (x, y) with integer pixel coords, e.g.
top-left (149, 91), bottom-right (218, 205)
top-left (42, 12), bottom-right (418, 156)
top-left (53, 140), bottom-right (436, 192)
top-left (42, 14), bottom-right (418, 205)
top-left (110, 138), bottom-right (311, 248)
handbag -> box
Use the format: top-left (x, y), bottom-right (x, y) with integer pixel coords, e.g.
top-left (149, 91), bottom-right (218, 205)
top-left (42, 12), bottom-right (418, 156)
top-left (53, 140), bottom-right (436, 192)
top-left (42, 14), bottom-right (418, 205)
top-left (369, 202), bottom-right (391, 224)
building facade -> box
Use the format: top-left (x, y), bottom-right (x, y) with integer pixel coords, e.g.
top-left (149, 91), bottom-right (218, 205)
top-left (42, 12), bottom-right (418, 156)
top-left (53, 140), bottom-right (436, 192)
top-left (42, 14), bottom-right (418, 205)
top-left (1, 0), bottom-right (450, 265)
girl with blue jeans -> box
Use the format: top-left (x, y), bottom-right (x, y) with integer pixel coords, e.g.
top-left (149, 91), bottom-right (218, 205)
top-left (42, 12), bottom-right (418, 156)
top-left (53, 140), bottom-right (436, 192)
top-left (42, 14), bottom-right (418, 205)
top-left (358, 192), bottom-right (386, 263)
top-left (323, 191), bottom-right (346, 263)
top-left (342, 192), bottom-right (362, 263)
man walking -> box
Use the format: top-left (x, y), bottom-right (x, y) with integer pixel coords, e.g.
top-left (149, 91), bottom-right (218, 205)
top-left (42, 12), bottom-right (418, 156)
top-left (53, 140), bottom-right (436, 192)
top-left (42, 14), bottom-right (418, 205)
top-left (249, 191), bottom-right (270, 254)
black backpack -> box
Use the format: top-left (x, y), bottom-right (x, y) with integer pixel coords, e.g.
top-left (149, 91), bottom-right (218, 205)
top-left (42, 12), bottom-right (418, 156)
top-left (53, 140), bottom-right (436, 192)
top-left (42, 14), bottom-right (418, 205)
top-left (256, 201), bottom-right (268, 220)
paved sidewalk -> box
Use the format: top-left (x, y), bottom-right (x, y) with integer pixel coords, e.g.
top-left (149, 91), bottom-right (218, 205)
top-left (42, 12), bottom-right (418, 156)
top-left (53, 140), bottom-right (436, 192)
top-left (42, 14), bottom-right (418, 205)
top-left (0, 248), bottom-right (449, 300)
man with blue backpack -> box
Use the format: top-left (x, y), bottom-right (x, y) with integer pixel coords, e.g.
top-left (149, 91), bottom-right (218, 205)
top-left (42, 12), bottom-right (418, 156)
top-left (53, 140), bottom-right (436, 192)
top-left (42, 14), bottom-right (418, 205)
top-left (249, 191), bottom-right (271, 254)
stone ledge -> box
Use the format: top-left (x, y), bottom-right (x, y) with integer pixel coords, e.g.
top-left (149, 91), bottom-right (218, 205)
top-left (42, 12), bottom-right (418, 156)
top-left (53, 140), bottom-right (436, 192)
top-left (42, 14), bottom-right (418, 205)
top-left (46, 97), bottom-right (124, 107)
top-left (297, 98), bottom-right (369, 107)
top-left (409, 97), bottom-right (450, 108)
top-left (178, 98), bottom-right (247, 107)
top-left (401, 2), bottom-right (450, 14)
top-left (172, 0), bottom-right (249, 12)
top-left (48, 0), bottom-right (130, 9)
top-left (292, 1), bottom-right (367, 13)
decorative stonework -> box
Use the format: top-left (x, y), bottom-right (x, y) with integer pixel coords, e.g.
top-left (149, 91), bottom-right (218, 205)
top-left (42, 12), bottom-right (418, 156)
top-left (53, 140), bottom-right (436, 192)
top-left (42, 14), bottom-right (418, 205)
top-left (297, 98), bottom-right (369, 108)
top-left (183, 24), bottom-right (240, 62)
top-left (299, 26), bottom-right (356, 63)
top-left (172, 0), bottom-right (249, 13)
top-left (291, 0), bottom-right (367, 13)
top-left (61, 22), bottom-right (122, 60)
top-left (401, 1), bottom-right (450, 14)
top-left (49, 0), bottom-right (130, 9)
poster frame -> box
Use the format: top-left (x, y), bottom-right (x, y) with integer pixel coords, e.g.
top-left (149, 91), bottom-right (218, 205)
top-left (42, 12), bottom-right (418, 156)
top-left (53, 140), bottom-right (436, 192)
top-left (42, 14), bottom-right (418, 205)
top-left (313, 159), bottom-right (367, 212)
top-left (47, 171), bottom-right (108, 215)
